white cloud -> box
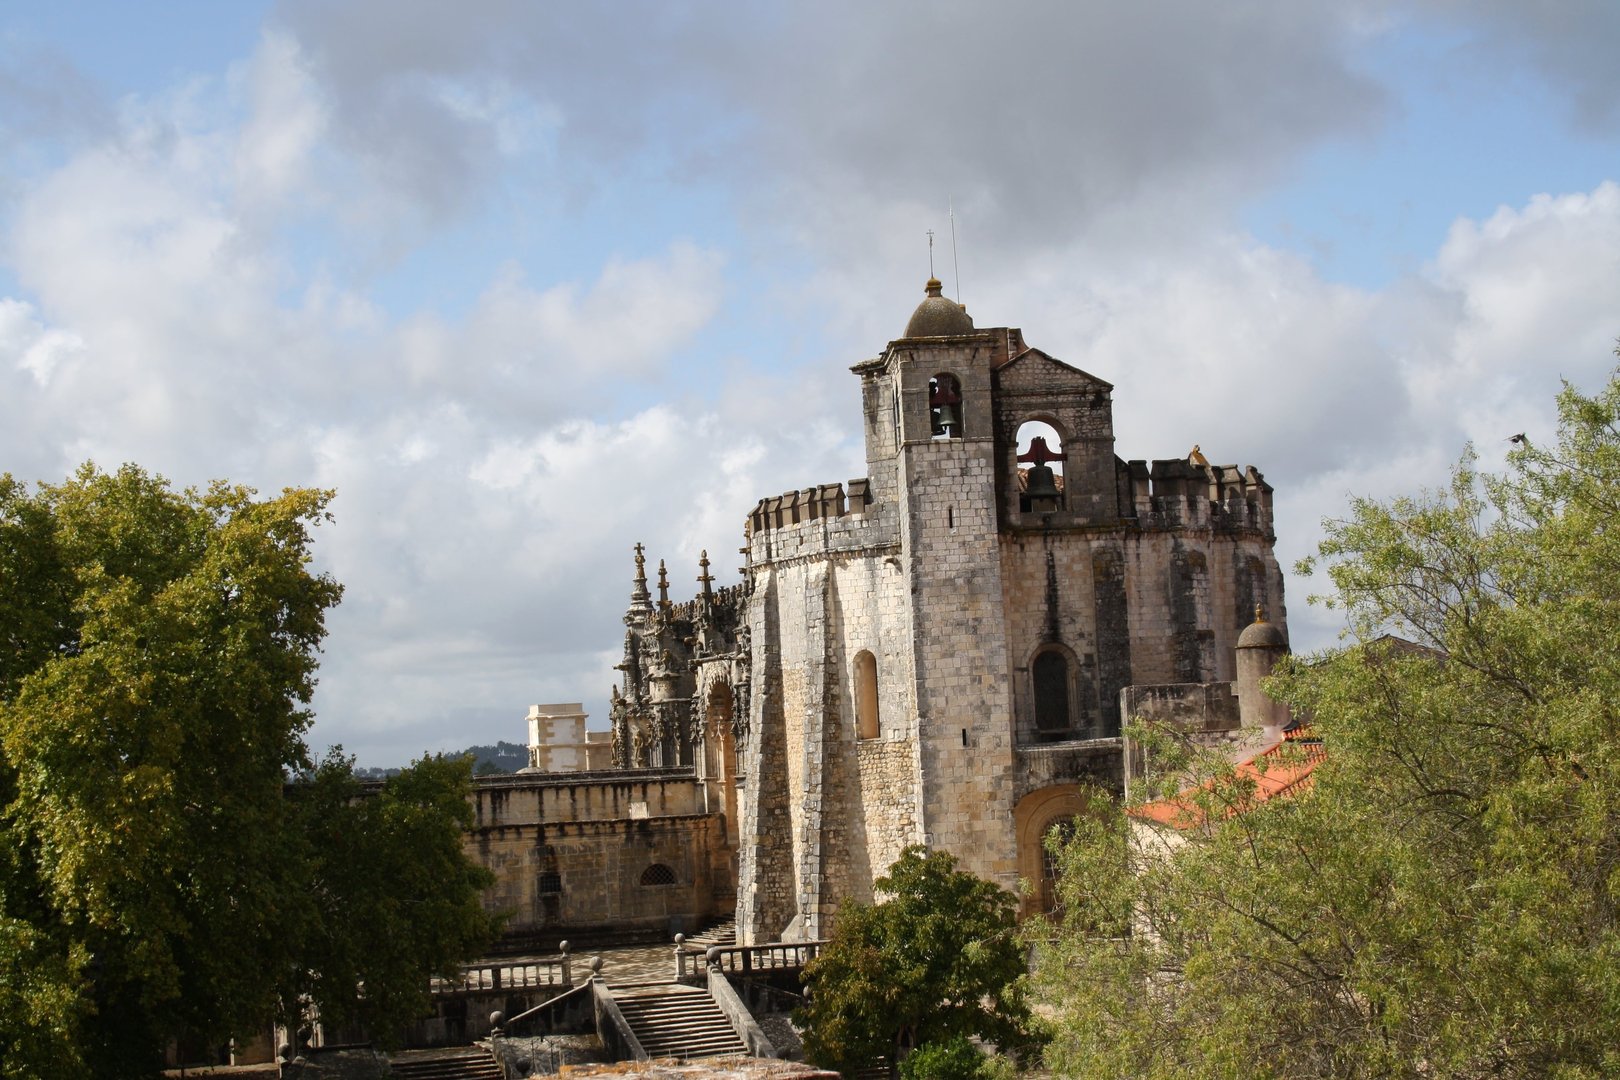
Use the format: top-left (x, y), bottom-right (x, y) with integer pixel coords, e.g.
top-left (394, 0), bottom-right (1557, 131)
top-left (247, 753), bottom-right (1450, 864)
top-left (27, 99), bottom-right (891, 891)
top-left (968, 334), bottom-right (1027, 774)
top-left (2, 5), bottom-right (1617, 765)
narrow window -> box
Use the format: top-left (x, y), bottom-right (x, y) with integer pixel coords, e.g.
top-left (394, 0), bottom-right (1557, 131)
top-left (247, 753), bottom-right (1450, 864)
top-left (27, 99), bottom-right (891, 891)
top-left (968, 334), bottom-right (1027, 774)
top-left (929, 374), bottom-right (962, 438)
top-left (854, 650), bottom-right (880, 740)
top-left (1033, 651), bottom-right (1070, 733)
top-left (640, 863), bottom-right (677, 886)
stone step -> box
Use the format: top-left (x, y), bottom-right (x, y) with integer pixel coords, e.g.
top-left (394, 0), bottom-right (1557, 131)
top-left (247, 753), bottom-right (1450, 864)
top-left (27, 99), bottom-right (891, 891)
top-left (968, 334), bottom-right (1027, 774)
top-left (685, 919), bottom-right (738, 948)
top-left (389, 1046), bottom-right (503, 1080)
top-left (613, 986), bottom-right (748, 1061)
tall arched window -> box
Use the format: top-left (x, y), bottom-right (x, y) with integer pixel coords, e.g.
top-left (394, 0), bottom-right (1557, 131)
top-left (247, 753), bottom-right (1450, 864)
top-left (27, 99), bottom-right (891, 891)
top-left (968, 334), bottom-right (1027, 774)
top-left (929, 374), bottom-right (962, 438)
top-left (854, 650), bottom-right (880, 740)
top-left (1033, 650), bottom-right (1070, 734)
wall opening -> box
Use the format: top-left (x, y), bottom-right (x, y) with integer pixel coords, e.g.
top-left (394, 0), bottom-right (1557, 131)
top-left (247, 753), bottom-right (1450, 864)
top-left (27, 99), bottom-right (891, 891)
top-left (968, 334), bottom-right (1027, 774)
top-left (639, 863), bottom-right (677, 887)
top-left (929, 374), bottom-right (963, 438)
top-left (854, 650), bottom-right (880, 740)
top-left (1016, 421), bottom-right (1065, 512)
top-left (1033, 650), bottom-right (1071, 734)
top-left (537, 871), bottom-right (562, 894)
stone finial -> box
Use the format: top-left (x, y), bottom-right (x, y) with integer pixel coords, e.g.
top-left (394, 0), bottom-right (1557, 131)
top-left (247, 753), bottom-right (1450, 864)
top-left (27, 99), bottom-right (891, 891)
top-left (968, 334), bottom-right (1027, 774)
top-left (630, 543), bottom-right (651, 608)
top-left (697, 550), bottom-right (714, 597)
top-left (489, 1010), bottom-right (505, 1030)
top-left (706, 946), bottom-right (722, 967)
top-left (590, 955), bottom-right (604, 976)
top-left (657, 559), bottom-right (671, 611)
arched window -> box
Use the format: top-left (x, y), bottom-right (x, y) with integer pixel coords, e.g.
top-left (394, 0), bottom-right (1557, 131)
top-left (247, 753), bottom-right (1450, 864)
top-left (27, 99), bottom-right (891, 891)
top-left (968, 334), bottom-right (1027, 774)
top-left (854, 650), bottom-right (880, 740)
top-left (1033, 650), bottom-right (1071, 734)
top-left (639, 863), bottom-right (677, 887)
top-left (929, 374), bottom-right (963, 438)
top-left (1016, 421), bottom-right (1065, 512)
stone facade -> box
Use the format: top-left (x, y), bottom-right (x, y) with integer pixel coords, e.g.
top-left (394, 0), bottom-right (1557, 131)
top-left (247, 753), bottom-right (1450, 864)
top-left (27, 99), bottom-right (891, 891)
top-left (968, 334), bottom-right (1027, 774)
top-left (467, 769), bottom-right (731, 950)
top-left (528, 278), bottom-right (1289, 945)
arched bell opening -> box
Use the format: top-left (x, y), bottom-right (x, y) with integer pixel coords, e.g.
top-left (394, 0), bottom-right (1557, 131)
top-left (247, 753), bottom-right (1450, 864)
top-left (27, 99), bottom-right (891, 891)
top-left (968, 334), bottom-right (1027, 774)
top-left (929, 373), bottom-right (963, 439)
top-left (1016, 420), bottom-right (1066, 512)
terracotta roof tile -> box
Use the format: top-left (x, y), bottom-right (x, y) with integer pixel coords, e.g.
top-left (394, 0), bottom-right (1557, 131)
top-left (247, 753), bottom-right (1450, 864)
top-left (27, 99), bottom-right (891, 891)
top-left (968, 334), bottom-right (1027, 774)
top-left (1129, 731), bottom-right (1325, 830)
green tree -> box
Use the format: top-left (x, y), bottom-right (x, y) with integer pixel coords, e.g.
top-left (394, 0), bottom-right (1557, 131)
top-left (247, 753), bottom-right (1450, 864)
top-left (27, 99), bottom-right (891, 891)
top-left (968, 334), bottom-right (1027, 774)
top-left (1038, 365), bottom-right (1620, 1079)
top-left (288, 749), bottom-right (497, 1043)
top-left (0, 464), bottom-right (494, 1076)
top-left (798, 845), bottom-right (1037, 1075)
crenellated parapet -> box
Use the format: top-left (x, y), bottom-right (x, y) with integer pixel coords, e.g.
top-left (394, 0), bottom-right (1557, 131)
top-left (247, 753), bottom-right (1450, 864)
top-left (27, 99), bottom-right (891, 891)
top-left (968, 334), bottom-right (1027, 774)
top-left (1118, 459), bottom-right (1274, 535)
top-left (746, 479), bottom-right (872, 536)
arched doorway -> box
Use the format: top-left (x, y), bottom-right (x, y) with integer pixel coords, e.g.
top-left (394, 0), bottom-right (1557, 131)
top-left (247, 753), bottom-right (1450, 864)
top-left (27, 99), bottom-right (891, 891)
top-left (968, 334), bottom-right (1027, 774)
top-left (1013, 786), bottom-right (1090, 919)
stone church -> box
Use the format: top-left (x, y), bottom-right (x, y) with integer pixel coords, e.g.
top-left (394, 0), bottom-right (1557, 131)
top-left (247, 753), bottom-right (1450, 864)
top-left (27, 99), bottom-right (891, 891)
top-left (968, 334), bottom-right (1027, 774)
top-left (572, 277), bottom-right (1287, 945)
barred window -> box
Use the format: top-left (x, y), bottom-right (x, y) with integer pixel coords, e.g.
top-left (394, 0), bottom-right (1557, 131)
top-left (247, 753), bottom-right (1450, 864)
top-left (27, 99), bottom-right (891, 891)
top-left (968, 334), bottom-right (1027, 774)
top-left (640, 863), bottom-right (677, 887)
top-left (538, 871), bottom-right (562, 894)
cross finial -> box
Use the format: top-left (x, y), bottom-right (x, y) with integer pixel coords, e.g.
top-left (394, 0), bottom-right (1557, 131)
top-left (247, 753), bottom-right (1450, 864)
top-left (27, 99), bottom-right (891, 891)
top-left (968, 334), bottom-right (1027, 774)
top-left (926, 229), bottom-right (935, 277)
top-left (630, 542), bottom-right (651, 606)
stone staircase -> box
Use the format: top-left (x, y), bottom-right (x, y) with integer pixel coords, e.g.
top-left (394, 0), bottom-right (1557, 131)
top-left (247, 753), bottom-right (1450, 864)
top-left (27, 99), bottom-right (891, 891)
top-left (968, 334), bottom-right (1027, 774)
top-left (686, 918), bottom-right (737, 949)
top-left (614, 984), bottom-right (749, 1061)
top-left (389, 1045), bottom-right (502, 1079)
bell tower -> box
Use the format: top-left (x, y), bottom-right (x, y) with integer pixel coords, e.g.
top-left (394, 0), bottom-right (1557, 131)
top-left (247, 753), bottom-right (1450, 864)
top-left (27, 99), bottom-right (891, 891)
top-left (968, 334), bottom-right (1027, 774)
top-left (876, 278), bottom-right (1024, 882)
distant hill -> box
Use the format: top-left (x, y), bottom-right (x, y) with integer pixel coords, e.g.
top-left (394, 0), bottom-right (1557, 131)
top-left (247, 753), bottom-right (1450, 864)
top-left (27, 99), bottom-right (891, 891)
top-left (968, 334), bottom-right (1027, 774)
top-left (462, 740), bottom-right (529, 775)
top-left (355, 739), bottom-right (529, 779)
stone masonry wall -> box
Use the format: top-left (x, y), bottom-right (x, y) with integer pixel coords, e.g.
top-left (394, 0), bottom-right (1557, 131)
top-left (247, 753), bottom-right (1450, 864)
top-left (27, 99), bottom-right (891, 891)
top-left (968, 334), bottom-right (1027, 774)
top-left (901, 433), bottom-right (1020, 892)
top-left (464, 771), bottom-right (724, 949)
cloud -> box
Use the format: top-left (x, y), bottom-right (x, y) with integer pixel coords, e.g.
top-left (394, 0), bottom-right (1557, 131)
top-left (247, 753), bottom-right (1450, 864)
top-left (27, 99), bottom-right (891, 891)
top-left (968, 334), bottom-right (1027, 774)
top-left (2, 5), bottom-right (1617, 765)
top-left (1418, 0), bottom-right (1620, 134)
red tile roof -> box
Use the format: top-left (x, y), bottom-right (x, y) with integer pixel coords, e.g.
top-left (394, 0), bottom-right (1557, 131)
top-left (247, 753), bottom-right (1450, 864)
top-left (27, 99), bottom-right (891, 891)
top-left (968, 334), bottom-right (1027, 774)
top-left (1128, 730), bottom-right (1325, 830)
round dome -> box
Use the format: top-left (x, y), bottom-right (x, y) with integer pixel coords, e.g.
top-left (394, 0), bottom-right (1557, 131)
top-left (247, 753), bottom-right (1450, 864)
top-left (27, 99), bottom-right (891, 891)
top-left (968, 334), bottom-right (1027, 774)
top-left (904, 278), bottom-right (974, 337)
top-left (1237, 609), bottom-right (1288, 650)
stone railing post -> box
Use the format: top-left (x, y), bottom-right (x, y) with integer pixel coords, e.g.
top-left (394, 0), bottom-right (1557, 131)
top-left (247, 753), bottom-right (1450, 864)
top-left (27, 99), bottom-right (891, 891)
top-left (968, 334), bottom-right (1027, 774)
top-left (674, 933), bottom-right (688, 980)
top-left (559, 940), bottom-right (571, 988)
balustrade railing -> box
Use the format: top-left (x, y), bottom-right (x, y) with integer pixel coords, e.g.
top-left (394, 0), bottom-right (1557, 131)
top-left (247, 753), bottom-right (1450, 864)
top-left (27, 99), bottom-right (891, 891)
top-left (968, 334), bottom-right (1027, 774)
top-left (432, 944), bottom-right (573, 996)
top-left (675, 939), bottom-right (824, 980)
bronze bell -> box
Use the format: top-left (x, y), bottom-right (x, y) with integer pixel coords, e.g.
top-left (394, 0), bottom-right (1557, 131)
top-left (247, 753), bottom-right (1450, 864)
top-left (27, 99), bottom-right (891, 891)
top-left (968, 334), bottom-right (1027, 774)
top-left (1025, 463), bottom-right (1061, 510)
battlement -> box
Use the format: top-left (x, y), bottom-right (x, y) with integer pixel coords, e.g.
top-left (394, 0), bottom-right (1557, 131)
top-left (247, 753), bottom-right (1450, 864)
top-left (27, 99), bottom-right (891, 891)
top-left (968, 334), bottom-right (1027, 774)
top-left (746, 479), bottom-right (872, 536)
top-left (1120, 459), bottom-right (1274, 534)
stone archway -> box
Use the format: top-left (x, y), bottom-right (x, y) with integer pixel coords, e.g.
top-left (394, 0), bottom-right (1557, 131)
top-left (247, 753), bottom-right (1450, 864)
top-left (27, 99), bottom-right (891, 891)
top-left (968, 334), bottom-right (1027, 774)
top-left (1013, 785), bottom-right (1091, 919)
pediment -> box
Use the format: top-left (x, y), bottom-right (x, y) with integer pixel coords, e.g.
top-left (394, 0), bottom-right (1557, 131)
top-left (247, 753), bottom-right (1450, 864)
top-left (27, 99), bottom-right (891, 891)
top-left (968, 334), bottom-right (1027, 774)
top-left (995, 346), bottom-right (1113, 391)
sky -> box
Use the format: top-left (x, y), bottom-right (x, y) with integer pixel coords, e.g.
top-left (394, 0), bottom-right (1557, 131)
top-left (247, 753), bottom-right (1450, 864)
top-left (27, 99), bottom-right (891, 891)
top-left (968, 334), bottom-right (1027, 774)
top-left (2, 2), bottom-right (1617, 767)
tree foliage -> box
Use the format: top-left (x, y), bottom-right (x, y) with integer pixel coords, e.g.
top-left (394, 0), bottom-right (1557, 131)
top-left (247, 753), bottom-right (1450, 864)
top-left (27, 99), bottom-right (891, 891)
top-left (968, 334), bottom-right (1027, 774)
top-left (0, 464), bottom-right (495, 1077)
top-left (288, 750), bottom-right (496, 1043)
top-left (798, 845), bottom-right (1037, 1075)
top-left (1038, 365), bottom-right (1620, 1079)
